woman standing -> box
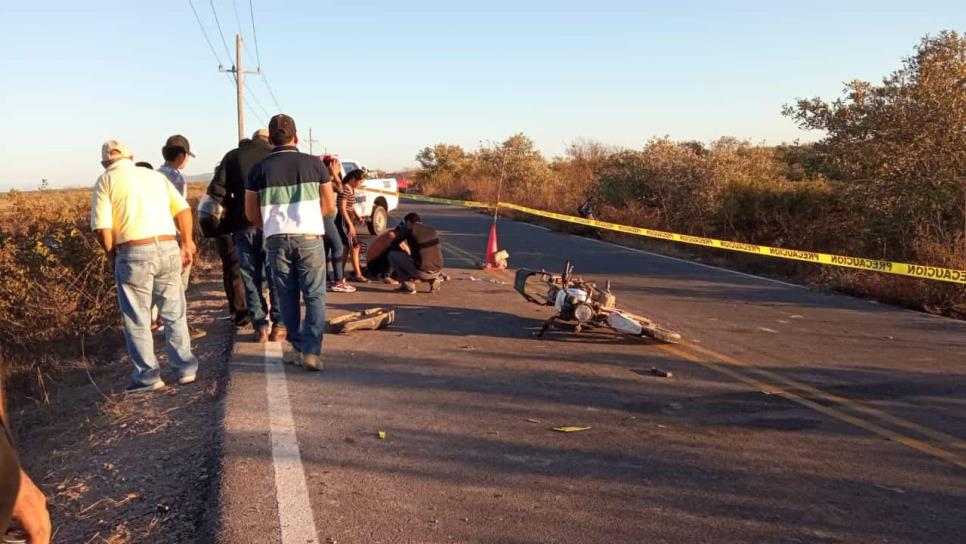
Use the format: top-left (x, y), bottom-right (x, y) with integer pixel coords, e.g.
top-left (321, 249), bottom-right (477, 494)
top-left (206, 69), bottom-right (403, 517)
top-left (322, 156), bottom-right (355, 293)
top-left (337, 169), bottom-right (369, 283)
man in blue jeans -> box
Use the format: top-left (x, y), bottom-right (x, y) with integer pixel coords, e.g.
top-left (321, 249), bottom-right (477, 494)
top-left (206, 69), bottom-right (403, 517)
top-left (245, 114), bottom-right (336, 370)
top-left (91, 140), bottom-right (199, 392)
top-left (210, 128), bottom-right (284, 342)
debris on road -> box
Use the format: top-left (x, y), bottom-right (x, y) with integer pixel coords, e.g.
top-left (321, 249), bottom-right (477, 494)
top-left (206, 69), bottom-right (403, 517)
top-left (377, 430), bottom-right (387, 440)
top-left (525, 418), bottom-right (541, 424)
top-left (515, 260), bottom-right (681, 343)
top-left (552, 426), bottom-right (592, 433)
top-left (327, 307), bottom-right (395, 333)
top-left (650, 367), bottom-right (673, 378)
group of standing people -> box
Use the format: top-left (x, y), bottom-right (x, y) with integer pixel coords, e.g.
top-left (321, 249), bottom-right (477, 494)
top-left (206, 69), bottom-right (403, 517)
top-left (209, 114), bottom-right (445, 369)
top-left (87, 112), bottom-right (446, 385)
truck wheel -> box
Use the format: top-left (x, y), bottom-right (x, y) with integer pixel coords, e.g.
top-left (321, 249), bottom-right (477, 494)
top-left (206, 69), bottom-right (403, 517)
top-left (369, 205), bottom-right (388, 235)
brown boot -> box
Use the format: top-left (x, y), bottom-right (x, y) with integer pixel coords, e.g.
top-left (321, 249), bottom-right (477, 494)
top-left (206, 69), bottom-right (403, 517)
top-left (254, 326), bottom-right (269, 343)
top-left (269, 325), bottom-right (286, 342)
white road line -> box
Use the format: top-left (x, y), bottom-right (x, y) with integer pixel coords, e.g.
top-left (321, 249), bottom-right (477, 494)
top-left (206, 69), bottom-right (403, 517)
top-left (264, 342), bottom-right (318, 544)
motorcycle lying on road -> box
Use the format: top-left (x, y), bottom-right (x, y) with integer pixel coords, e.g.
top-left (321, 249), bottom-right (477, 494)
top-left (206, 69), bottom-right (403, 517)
top-left (514, 261), bottom-right (682, 343)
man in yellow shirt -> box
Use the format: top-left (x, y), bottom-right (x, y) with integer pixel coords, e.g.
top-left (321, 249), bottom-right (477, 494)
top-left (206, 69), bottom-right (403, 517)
top-left (90, 140), bottom-right (199, 393)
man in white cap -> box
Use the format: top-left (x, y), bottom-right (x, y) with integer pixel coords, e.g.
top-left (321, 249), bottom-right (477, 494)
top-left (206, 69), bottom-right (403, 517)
top-left (90, 139), bottom-right (200, 393)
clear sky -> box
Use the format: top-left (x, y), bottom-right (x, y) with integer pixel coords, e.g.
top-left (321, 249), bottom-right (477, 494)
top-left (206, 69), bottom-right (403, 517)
top-left (0, 1), bottom-right (961, 190)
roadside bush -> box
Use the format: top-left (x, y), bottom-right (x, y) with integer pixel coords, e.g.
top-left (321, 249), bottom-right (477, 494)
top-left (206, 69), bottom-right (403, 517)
top-left (0, 191), bottom-right (116, 367)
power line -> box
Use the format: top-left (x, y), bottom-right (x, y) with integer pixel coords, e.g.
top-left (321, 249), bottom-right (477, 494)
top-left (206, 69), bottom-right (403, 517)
top-left (224, 71), bottom-right (266, 130)
top-left (248, 0), bottom-right (262, 68)
top-left (209, 0), bottom-right (235, 63)
top-left (246, 0), bottom-right (283, 112)
top-left (260, 73), bottom-right (283, 113)
top-left (190, 0), bottom-right (262, 139)
top-left (233, 0), bottom-right (263, 72)
top-left (232, 0), bottom-right (244, 37)
top-left (232, 0), bottom-right (257, 65)
top-left (188, 0), bottom-right (225, 66)
top-left (244, 95), bottom-right (267, 128)
top-left (244, 80), bottom-right (272, 120)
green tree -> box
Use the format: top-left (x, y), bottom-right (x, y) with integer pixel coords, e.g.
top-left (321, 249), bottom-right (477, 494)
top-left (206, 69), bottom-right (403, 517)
top-left (413, 143), bottom-right (470, 194)
top-left (783, 31), bottom-right (966, 253)
top-left (477, 134), bottom-right (554, 203)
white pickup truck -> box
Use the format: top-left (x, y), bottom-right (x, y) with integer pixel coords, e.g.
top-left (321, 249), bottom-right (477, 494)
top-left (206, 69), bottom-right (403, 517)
top-left (340, 160), bottom-right (399, 235)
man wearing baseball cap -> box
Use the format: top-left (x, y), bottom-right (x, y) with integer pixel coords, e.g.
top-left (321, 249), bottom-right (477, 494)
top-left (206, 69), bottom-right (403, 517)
top-left (246, 114), bottom-right (336, 370)
top-left (159, 134), bottom-right (195, 197)
top-left (155, 134), bottom-right (205, 339)
top-left (91, 139), bottom-right (200, 393)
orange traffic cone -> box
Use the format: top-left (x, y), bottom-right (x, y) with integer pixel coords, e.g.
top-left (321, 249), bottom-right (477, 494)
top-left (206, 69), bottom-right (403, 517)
top-left (483, 223), bottom-right (504, 270)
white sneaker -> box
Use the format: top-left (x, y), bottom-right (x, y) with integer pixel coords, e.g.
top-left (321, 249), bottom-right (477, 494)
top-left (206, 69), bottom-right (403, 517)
top-left (330, 280), bottom-right (357, 293)
top-left (178, 374), bottom-right (197, 385)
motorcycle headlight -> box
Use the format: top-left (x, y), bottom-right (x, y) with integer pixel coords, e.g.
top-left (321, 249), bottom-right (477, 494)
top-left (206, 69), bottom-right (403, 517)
top-left (574, 303), bottom-right (595, 322)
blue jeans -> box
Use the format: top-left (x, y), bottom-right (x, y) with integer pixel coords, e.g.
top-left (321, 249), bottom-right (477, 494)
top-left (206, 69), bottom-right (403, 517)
top-left (115, 240), bottom-right (198, 385)
top-left (266, 234), bottom-right (327, 355)
top-left (235, 228), bottom-right (281, 330)
top-left (323, 215), bottom-right (344, 282)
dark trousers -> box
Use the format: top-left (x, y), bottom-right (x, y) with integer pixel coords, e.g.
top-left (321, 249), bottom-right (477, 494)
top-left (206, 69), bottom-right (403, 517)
top-left (323, 215), bottom-right (344, 282)
top-left (365, 252), bottom-right (391, 277)
top-left (235, 228), bottom-right (282, 330)
top-left (389, 250), bottom-right (439, 282)
top-left (216, 234), bottom-right (248, 322)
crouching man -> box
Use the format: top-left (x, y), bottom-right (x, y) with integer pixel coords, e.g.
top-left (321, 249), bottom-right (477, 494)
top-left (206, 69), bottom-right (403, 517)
top-left (388, 213), bottom-right (444, 294)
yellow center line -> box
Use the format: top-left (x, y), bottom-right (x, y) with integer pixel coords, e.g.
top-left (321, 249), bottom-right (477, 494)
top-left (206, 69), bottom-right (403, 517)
top-left (442, 241), bottom-right (482, 268)
top-left (680, 340), bottom-right (966, 452)
top-left (441, 236), bottom-right (965, 468)
top-left (659, 344), bottom-right (966, 470)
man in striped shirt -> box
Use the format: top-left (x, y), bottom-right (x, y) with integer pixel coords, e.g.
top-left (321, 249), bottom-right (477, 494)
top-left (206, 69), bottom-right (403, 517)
top-left (245, 114), bottom-right (336, 370)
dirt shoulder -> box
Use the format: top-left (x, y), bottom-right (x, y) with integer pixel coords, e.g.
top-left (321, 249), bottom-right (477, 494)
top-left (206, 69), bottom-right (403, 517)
top-left (10, 268), bottom-right (233, 543)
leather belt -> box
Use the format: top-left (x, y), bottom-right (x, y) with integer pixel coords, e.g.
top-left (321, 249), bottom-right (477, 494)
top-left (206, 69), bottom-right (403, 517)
top-left (116, 235), bottom-right (177, 250)
top-left (268, 233), bottom-right (319, 240)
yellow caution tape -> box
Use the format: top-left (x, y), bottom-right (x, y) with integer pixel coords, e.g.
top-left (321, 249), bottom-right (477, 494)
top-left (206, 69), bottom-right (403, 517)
top-left (362, 188), bottom-right (966, 284)
top-left (364, 187), bottom-right (489, 209)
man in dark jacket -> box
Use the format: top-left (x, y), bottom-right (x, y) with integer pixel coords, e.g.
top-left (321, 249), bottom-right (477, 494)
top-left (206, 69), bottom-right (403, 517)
top-left (208, 129), bottom-right (284, 341)
top-left (388, 213), bottom-right (445, 294)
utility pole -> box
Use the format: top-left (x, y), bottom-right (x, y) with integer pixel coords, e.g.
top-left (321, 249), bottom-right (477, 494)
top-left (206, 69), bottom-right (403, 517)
top-left (220, 34), bottom-right (260, 142)
top-left (307, 128), bottom-right (320, 155)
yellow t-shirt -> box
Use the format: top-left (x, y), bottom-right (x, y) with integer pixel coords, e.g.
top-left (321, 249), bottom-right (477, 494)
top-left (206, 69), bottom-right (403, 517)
top-left (90, 159), bottom-right (190, 244)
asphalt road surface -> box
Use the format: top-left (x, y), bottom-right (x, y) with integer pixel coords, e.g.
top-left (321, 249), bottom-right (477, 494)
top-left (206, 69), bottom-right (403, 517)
top-left (217, 202), bottom-right (965, 544)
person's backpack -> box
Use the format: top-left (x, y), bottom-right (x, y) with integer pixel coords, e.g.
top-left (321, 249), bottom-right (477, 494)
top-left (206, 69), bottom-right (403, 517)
top-left (197, 193), bottom-right (226, 238)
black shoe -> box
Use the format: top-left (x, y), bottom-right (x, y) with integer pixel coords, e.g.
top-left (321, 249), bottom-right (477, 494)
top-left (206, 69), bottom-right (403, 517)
top-left (125, 381), bottom-right (166, 394)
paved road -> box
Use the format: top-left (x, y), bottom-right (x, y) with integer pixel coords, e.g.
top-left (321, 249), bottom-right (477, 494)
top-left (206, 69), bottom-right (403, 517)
top-left (217, 202), bottom-right (965, 544)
